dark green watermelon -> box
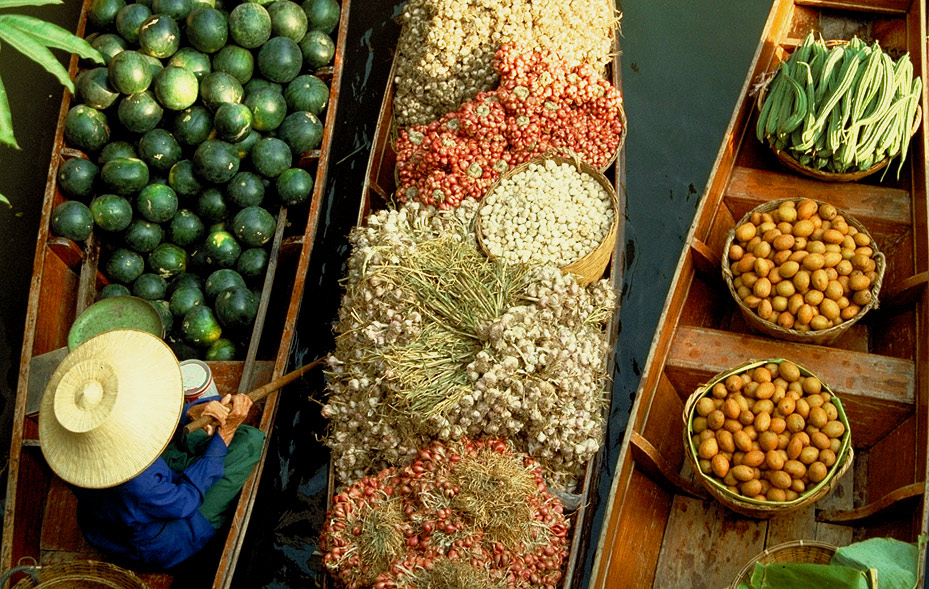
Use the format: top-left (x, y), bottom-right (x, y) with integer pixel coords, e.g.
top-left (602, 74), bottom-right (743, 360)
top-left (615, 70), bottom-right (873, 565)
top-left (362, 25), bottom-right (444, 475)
top-left (117, 91), bottom-right (164, 134)
top-left (64, 105), bottom-right (110, 153)
top-left (137, 183), bottom-right (178, 222)
top-left (257, 36), bottom-right (302, 83)
top-left (225, 171), bottom-right (265, 207)
top-left (108, 50), bottom-right (153, 94)
top-left (193, 139), bottom-right (240, 184)
top-left (284, 74), bottom-right (328, 115)
top-left (215, 285), bottom-right (259, 329)
top-left (58, 157), bottom-right (100, 201)
top-left (101, 157), bottom-right (150, 195)
top-left (115, 3), bottom-right (152, 43)
top-left (232, 205), bottom-right (275, 247)
top-left (76, 67), bottom-right (120, 110)
top-left (137, 128), bottom-right (182, 173)
top-left (90, 193), bottom-right (134, 231)
top-left (227, 2), bottom-right (271, 49)
top-left (51, 201), bottom-right (94, 242)
top-left (123, 218), bottom-right (164, 252)
top-left (168, 159), bottom-right (203, 197)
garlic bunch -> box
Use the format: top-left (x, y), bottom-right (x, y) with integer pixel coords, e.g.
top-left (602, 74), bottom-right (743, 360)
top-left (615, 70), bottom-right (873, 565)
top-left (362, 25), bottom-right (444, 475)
top-left (394, 0), bottom-right (617, 126)
top-left (323, 198), bottom-right (616, 491)
top-left (479, 160), bottom-right (615, 266)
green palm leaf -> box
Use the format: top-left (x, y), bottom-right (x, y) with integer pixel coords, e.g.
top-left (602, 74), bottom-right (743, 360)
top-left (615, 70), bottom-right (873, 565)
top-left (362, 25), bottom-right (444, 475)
top-left (0, 50), bottom-right (18, 149)
top-left (3, 14), bottom-right (101, 63)
top-left (0, 15), bottom-right (74, 92)
top-left (0, 0), bottom-right (62, 9)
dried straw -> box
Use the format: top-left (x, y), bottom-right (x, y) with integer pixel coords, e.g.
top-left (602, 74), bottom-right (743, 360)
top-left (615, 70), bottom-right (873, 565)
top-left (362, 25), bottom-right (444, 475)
top-left (399, 559), bottom-right (507, 589)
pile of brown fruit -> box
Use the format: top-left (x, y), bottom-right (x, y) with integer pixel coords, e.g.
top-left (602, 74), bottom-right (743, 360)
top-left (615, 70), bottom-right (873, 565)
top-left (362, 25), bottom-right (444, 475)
top-left (727, 199), bottom-right (880, 332)
top-left (689, 360), bottom-right (849, 502)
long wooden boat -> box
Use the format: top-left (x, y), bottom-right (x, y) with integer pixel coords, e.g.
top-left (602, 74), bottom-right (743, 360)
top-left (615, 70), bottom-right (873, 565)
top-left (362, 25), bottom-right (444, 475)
top-left (590, 1), bottom-right (928, 587)
top-left (329, 17), bottom-right (627, 589)
top-left (0, 1), bottom-right (352, 587)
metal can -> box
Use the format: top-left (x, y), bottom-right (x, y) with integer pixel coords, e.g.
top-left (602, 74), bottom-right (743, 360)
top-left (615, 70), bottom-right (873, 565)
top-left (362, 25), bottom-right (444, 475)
top-left (180, 359), bottom-right (218, 402)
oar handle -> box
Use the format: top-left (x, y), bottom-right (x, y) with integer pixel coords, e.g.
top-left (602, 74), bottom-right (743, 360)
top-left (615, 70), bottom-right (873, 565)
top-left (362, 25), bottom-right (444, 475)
top-left (183, 357), bottom-right (325, 434)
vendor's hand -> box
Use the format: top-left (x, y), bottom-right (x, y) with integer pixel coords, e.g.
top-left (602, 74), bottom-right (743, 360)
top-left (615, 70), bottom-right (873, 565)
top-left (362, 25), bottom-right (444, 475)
top-left (216, 394), bottom-right (253, 445)
top-left (189, 397), bottom-right (232, 436)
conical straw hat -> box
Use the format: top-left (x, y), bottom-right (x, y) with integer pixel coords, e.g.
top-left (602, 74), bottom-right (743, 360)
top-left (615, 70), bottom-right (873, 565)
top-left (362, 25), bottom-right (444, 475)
top-left (39, 329), bottom-right (183, 489)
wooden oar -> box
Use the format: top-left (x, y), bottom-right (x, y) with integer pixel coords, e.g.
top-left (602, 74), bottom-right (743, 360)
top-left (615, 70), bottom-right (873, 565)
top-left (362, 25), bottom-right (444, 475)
top-left (183, 357), bottom-right (326, 434)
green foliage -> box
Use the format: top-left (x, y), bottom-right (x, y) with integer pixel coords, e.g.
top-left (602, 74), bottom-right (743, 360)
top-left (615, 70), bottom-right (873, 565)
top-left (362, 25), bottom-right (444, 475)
top-left (0, 0), bottom-right (104, 150)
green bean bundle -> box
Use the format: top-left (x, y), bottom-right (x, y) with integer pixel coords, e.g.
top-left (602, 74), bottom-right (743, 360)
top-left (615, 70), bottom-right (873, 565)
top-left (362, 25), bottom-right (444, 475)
top-left (756, 32), bottom-right (922, 178)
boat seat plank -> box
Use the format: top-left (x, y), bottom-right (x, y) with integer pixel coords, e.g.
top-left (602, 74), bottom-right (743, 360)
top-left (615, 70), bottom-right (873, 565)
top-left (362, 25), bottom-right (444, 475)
top-left (724, 167), bottom-right (911, 238)
top-left (794, 1), bottom-right (913, 16)
top-left (653, 496), bottom-right (766, 589)
top-left (665, 326), bottom-right (914, 448)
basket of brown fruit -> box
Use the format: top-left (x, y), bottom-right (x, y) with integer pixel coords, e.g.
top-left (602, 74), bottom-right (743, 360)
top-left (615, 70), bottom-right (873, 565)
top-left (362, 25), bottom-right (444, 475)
top-left (722, 198), bottom-right (884, 345)
top-left (683, 359), bottom-right (853, 518)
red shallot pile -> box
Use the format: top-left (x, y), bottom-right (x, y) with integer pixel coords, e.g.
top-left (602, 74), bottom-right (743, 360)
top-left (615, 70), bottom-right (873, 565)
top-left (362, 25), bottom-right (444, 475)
top-left (320, 438), bottom-right (569, 589)
top-left (395, 45), bottom-right (624, 209)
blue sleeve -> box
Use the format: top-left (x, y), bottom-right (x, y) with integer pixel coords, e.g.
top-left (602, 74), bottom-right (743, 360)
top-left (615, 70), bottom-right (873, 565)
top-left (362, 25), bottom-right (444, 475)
top-left (126, 436), bottom-right (228, 520)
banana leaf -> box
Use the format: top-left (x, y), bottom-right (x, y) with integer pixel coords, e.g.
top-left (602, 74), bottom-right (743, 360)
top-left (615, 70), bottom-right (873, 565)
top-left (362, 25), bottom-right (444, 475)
top-left (737, 562), bottom-right (873, 589)
top-left (831, 537), bottom-right (923, 589)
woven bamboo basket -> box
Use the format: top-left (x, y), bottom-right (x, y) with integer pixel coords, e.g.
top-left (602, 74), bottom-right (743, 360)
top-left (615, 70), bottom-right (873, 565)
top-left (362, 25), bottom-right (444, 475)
top-left (728, 540), bottom-right (838, 588)
top-left (755, 40), bottom-right (922, 183)
top-left (12, 561), bottom-right (147, 589)
top-left (474, 154), bottom-right (619, 286)
top-left (683, 359), bottom-right (853, 518)
top-left (722, 197), bottom-right (885, 345)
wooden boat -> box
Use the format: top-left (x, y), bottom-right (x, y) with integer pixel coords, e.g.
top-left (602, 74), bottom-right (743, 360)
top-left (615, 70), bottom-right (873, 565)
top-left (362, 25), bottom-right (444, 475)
top-left (0, 1), bottom-right (352, 587)
top-left (590, 1), bottom-right (928, 587)
top-left (331, 17), bottom-right (627, 589)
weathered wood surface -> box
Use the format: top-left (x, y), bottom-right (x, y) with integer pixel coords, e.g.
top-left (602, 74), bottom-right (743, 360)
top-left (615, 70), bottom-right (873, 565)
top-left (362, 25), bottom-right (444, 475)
top-left (591, 0), bottom-right (929, 586)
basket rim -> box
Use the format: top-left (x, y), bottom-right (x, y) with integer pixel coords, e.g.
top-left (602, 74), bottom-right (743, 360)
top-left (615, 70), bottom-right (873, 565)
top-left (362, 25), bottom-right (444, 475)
top-left (474, 153), bottom-right (619, 271)
top-left (731, 539), bottom-right (839, 588)
top-left (721, 197), bottom-right (885, 343)
top-left (683, 358), bottom-right (853, 510)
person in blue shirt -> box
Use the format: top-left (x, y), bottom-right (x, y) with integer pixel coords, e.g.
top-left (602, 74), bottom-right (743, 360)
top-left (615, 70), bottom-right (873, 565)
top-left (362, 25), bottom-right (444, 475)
top-left (72, 392), bottom-right (265, 569)
top-left (38, 330), bottom-right (266, 571)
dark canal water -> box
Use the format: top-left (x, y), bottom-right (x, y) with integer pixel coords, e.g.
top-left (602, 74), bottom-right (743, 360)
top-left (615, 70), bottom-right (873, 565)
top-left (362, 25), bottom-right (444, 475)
top-left (0, 0), bottom-right (772, 586)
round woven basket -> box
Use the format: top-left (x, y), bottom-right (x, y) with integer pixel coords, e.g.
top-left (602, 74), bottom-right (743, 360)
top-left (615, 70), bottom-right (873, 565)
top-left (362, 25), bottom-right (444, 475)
top-left (12, 561), bottom-right (147, 589)
top-left (722, 197), bottom-right (885, 345)
top-left (474, 154), bottom-right (619, 286)
top-left (728, 540), bottom-right (838, 588)
top-left (683, 359), bottom-right (853, 518)
top-left (755, 40), bottom-right (922, 183)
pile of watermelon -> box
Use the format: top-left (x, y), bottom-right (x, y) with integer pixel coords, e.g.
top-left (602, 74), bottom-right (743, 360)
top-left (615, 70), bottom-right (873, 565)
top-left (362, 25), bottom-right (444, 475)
top-left (49, 0), bottom-right (341, 361)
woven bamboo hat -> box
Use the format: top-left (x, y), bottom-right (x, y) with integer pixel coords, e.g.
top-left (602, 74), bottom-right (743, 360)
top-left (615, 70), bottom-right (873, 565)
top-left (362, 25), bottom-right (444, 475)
top-left (39, 329), bottom-right (183, 489)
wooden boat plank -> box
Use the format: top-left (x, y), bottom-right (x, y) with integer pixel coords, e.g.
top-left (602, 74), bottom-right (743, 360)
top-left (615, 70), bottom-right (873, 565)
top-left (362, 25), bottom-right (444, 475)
top-left (653, 496), bottom-right (766, 589)
top-left (668, 325), bottom-right (914, 401)
top-left (605, 469), bottom-right (673, 589)
top-left (867, 415), bottom-right (918, 501)
top-left (724, 167), bottom-right (912, 232)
